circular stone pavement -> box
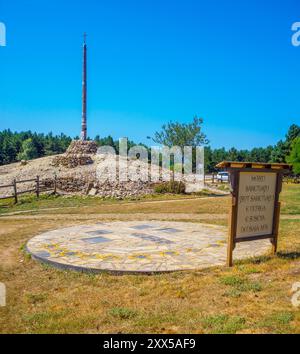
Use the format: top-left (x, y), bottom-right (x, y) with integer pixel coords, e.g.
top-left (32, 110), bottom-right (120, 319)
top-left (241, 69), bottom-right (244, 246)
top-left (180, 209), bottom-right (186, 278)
top-left (27, 221), bottom-right (271, 273)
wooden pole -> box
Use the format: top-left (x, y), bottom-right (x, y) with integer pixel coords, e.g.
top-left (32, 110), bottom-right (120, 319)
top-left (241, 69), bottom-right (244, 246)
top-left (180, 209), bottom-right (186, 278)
top-left (13, 179), bottom-right (18, 204)
top-left (271, 173), bottom-right (283, 255)
top-left (227, 196), bottom-right (236, 267)
top-left (226, 171), bottom-right (238, 267)
top-left (81, 33), bottom-right (87, 141)
top-left (271, 202), bottom-right (281, 254)
top-left (54, 174), bottom-right (57, 195)
top-left (36, 176), bottom-right (40, 198)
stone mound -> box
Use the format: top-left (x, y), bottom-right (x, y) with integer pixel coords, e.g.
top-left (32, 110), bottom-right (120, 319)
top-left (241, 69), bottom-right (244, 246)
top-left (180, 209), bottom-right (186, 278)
top-left (52, 154), bottom-right (93, 168)
top-left (43, 176), bottom-right (154, 198)
top-left (66, 140), bottom-right (98, 154)
top-left (52, 140), bottom-right (98, 168)
top-left (0, 142), bottom-right (207, 199)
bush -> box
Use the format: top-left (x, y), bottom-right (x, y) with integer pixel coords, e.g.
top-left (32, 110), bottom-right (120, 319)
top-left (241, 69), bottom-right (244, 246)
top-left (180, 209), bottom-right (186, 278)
top-left (17, 138), bottom-right (38, 161)
top-left (154, 181), bottom-right (185, 194)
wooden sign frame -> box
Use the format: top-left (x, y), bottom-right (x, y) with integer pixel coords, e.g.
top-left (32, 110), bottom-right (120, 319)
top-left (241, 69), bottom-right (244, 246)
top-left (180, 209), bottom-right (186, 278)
top-left (216, 162), bottom-right (292, 267)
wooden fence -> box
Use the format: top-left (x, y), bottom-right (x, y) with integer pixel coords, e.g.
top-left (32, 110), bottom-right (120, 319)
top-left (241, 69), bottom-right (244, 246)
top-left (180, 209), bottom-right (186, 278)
top-left (204, 173), bottom-right (229, 184)
top-left (0, 175), bottom-right (57, 203)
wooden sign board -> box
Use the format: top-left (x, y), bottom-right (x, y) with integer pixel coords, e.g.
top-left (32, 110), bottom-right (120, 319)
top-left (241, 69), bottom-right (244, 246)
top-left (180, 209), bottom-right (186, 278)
top-left (236, 172), bottom-right (277, 240)
top-left (216, 161), bottom-right (292, 266)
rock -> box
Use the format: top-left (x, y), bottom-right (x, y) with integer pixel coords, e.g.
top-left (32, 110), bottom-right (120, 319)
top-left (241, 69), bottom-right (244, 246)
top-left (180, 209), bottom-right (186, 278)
top-left (52, 154), bottom-right (93, 168)
top-left (66, 140), bottom-right (98, 155)
top-left (88, 187), bottom-right (98, 196)
top-left (52, 140), bottom-right (98, 168)
top-left (185, 182), bottom-right (204, 193)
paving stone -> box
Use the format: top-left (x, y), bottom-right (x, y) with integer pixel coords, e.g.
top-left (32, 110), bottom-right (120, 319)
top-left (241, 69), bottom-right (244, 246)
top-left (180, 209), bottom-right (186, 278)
top-left (157, 228), bottom-right (182, 233)
top-left (130, 224), bottom-right (153, 230)
top-left (27, 221), bottom-right (271, 274)
top-left (131, 233), bottom-right (174, 245)
top-left (82, 237), bottom-right (111, 244)
top-left (86, 230), bottom-right (112, 235)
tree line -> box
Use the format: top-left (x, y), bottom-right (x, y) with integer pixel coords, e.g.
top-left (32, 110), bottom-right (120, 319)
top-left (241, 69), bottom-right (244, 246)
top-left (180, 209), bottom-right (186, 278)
top-left (0, 130), bottom-right (72, 165)
top-left (0, 122), bottom-right (299, 173)
top-left (204, 122), bottom-right (300, 173)
top-left (152, 118), bottom-right (300, 174)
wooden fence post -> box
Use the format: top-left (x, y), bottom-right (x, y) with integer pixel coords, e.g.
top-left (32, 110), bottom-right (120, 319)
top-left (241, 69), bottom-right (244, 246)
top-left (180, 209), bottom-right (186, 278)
top-left (226, 171), bottom-right (239, 267)
top-left (36, 176), bottom-right (40, 198)
top-left (271, 202), bottom-right (281, 254)
top-left (227, 194), bottom-right (238, 267)
top-left (13, 179), bottom-right (18, 204)
top-left (54, 174), bottom-right (57, 195)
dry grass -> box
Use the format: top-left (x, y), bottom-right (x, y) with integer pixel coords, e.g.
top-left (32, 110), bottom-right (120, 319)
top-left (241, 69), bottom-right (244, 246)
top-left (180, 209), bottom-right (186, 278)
top-left (0, 184), bottom-right (299, 333)
top-left (0, 192), bottom-right (229, 216)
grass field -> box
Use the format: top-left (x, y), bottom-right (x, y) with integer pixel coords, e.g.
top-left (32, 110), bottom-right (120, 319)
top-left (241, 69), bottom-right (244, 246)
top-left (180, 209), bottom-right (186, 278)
top-left (0, 184), bottom-right (299, 333)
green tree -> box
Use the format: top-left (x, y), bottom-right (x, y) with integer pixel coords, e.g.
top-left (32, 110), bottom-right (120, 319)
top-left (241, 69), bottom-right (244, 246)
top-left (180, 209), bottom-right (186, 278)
top-left (271, 124), bottom-right (300, 163)
top-left (17, 138), bottom-right (39, 161)
top-left (206, 147), bottom-right (227, 172)
top-left (153, 116), bottom-right (208, 148)
top-left (286, 124), bottom-right (300, 149)
top-left (1, 137), bottom-right (17, 164)
top-left (286, 137), bottom-right (300, 174)
top-left (270, 140), bottom-right (287, 163)
top-left (153, 116), bottom-right (208, 173)
top-left (250, 147), bottom-right (272, 162)
top-left (204, 146), bottom-right (213, 173)
top-left (227, 147), bottom-right (239, 161)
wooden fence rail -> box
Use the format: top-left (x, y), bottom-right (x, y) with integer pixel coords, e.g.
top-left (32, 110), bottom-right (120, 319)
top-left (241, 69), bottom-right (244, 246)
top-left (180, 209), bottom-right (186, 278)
top-left (204, 173), bottom-right (229, 184)
top-left (0, 175), bottom-right (57, 204)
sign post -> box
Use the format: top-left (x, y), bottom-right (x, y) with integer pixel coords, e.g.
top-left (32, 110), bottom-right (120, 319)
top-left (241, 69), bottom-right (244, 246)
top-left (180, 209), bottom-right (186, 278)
top-left (216, 162), bottom-right (292, 267)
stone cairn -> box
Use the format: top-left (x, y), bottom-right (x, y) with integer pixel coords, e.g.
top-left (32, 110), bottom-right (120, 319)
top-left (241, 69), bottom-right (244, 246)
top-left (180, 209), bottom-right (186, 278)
top-left (43, 177), bottom-right (154, 198)
top-left (52, 140), bottom-right (98, 168)
top-left (50, 140), bottom-right (159, 198)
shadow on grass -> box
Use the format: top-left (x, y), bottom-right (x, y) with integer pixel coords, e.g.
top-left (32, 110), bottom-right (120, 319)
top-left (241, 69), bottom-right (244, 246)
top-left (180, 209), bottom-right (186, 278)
top-left (277, 251), bottom-right (300, 260)
top-left (235, 255), bottom-right (272, 266)
top-left (236, 252), bottom-right (300, 265)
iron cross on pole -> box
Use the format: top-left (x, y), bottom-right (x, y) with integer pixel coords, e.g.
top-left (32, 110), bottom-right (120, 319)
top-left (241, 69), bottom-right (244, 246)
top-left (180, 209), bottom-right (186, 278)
top-left (81, 33), bottom-right (87, 141)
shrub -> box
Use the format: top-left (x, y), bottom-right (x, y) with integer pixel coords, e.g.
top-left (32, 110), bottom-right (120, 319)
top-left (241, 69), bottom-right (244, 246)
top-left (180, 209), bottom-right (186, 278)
top-left (154, 181), bottom-right (185, 194)
top-left (17, 138), bottom-right (38, 161)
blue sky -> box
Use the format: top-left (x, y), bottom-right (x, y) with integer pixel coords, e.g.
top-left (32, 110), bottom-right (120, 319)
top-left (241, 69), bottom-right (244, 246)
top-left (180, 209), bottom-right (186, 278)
top-left (0, 0), bottom-right (299, 149)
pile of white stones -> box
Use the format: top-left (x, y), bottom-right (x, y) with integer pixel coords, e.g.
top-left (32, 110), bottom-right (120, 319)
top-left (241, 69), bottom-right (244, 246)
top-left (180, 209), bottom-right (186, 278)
top-left (52, 140), bottom-right (98, 168)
